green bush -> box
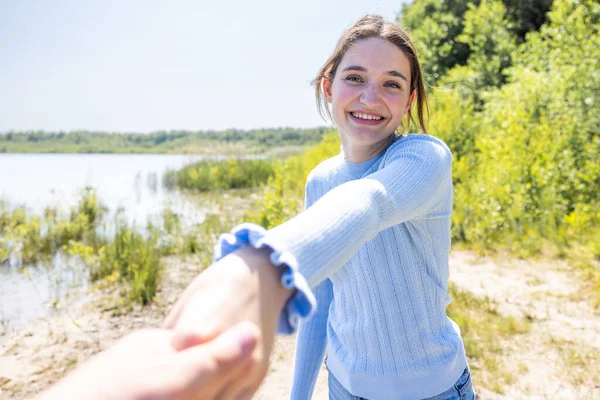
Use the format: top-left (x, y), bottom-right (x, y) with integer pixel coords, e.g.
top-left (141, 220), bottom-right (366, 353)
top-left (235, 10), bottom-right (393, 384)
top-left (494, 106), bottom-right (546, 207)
top-left (164, 158), bottom-right (276, 192)
top-left (446, 0), bottom-right (600, 258)
top-left (399, 0), bottom-right (600, 268)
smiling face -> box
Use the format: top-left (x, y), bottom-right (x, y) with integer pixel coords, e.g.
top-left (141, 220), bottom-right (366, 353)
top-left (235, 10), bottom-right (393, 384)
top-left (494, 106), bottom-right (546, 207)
top-left (323, 37), bottom-right (414, 161)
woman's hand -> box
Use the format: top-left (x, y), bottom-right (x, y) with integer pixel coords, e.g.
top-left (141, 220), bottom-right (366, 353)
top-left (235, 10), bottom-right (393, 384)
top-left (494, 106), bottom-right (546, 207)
top-left (35, 322), bottom-right (259, 400)
top-left (163, 245), bottom-right (294, 399)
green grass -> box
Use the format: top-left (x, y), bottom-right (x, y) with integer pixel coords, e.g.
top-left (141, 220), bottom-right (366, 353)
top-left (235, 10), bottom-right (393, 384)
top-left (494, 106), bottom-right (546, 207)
top-left (1, 188), bottom-right (104, 265)
top-left (547, 336), bottom-right (600, 387)
top-left (91, 223), bottom-right (162, 305)
top-left (1, 189), bottom-right (189, 306)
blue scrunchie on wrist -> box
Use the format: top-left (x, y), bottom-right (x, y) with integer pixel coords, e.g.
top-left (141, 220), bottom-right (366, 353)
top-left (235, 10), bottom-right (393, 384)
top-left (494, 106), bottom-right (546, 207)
top-left (213, 223), bottom-right (317, 334)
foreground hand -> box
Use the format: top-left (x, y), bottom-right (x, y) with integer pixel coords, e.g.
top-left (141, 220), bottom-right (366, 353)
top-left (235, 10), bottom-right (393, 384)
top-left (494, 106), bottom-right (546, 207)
top-left (163, 245), bottom-right (294, 399)
top-left (36, 322), bottom-right (259, 400)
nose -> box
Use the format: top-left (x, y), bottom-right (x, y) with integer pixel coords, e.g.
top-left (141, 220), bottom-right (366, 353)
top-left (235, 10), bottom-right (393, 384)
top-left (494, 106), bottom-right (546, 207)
top-left (359, 83), bottom-right (382, 107)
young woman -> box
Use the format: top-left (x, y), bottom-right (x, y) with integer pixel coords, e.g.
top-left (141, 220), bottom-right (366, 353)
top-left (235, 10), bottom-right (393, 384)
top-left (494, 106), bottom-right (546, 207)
top-left (284, 15), bottom-right (475, 400)
top-left (165, 13), bottom-right (475, 400)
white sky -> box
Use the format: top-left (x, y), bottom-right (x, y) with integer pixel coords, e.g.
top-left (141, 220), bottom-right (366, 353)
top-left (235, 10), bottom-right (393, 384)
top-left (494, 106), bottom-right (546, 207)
top-left (0, 0), bottom-right (409, 133)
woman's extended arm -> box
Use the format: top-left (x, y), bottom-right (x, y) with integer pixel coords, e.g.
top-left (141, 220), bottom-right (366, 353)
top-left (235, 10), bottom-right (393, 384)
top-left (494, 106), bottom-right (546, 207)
top-left (261, 136), bottom-right (453, 289)
top-left (206, 135), bottom-right (452, 332)
top-left (165, 136), bottom-right (453, 399)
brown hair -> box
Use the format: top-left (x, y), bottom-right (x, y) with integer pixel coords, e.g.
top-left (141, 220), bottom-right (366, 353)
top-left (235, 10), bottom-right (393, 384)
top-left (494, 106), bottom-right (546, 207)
top-left (314, 14), bottom-right (429, 133)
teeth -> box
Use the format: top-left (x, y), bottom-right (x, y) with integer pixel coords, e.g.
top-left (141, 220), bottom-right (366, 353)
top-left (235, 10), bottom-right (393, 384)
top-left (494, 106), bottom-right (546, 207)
top-left (352, 112), bottom-right (382, 120)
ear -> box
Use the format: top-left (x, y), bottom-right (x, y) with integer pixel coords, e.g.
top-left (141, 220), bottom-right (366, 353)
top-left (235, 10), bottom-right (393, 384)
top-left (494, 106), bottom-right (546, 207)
top-left (407, 90), bottom-right (416, 111)
top-left (322, 77), bottom-right (333, 103)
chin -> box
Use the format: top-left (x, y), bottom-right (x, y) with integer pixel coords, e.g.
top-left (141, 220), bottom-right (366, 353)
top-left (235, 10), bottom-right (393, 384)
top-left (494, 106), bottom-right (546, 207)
top-left (348, 129), bottom-right (389, 145)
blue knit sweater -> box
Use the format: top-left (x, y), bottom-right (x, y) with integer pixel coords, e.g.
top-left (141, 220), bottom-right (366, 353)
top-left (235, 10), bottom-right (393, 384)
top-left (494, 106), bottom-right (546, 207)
top-left (214, 133), bottom-right (468, 400)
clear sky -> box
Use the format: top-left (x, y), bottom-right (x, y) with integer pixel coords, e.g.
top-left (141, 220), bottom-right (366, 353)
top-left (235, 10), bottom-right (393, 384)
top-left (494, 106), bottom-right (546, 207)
top-left (0, 0), bottom-right (409, 133)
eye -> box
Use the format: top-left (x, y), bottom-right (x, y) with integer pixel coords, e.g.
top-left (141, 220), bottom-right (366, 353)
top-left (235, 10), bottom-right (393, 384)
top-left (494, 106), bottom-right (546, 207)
top-left (384, 81), bottom-right (401, 89)
top-left (345, 74), bottom-right (363, 83)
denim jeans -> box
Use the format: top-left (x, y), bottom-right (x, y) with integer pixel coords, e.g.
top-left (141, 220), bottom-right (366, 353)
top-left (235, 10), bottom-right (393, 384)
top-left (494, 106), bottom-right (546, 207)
top-left (327, 367), bottom-right (476, 400)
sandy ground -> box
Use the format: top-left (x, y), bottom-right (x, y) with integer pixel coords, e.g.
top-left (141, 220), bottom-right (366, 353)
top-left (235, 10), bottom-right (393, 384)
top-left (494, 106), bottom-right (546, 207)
top-left (1, 251), bottom-right (598, 399)
top-left (449, 251), bottom-right (600, 399)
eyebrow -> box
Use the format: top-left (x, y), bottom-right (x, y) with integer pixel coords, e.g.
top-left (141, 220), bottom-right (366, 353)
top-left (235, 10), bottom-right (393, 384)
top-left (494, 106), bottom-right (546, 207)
top-left (341, 65), bottom-right (408, 82)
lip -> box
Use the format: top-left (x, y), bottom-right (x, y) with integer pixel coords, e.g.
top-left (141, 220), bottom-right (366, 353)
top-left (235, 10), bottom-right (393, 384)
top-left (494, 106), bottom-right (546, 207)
top-left (348, 111), bottom-right (386, 126)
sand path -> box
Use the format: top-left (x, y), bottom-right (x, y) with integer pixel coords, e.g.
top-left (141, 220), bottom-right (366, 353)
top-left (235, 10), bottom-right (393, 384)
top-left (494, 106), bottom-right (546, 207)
top-left (1, 251), bottom-right (598, 399)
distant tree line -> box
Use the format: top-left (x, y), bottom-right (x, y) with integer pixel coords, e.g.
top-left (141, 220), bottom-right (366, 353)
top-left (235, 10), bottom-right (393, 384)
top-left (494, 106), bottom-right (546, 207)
top-left (0, 127), bottom-right (330, 154)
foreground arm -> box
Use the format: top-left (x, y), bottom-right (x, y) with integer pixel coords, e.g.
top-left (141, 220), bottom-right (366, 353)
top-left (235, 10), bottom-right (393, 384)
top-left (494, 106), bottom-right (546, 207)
top-left (35, 323), bottom-right (259, 400)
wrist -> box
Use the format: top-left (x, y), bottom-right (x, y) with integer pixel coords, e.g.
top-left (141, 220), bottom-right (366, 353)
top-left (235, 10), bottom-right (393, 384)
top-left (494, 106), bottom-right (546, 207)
top-left (230, 245), bottom-right (295, 311)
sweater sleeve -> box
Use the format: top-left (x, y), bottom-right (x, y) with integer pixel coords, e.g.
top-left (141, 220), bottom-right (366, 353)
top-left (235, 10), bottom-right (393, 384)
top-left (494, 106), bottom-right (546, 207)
top-left (289, 278), bottom-right (333, 400)
top-left (265, 136), bottom-right (453, 286)
top-left (214, 136), bottom-right (452, 333)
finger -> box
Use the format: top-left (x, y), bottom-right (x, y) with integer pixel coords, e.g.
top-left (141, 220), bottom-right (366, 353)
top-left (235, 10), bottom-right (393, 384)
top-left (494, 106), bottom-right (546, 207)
top-left (214, 327), bottom-right (271, 400)
top-left (169, 301), bottom-right (220, 351)
top-left (171, 327), bottom-right (217, 351)
top-left (175, 322), bottom-right (259, 399)
top-left (214, 347), bottom-right (269, 400)
top-left (162, 285), bottom-right (199, 329)
top-left (213, 368), bottom-right (263, 400)
top-left (178, 320), bottom-right (259, 376)
top-left (162, 273), bottom-right (209, 329)
top-left (168, 293), bottom-right (225, 351)
top-left (162, 280), bottom-right (197, 329)
top-left (235, 388), bottom-right (257, 400)
top-left (200, 356), bottom-right (253, 400)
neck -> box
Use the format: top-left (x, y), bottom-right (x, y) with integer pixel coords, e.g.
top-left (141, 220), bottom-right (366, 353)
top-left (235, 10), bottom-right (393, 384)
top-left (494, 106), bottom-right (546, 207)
top-left (340, 134), bottom-right (394, 163)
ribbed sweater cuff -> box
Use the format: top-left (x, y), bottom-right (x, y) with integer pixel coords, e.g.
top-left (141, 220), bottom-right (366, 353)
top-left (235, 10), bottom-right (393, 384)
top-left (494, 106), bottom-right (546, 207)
top-left (213, 222), bottom-right (317, 334)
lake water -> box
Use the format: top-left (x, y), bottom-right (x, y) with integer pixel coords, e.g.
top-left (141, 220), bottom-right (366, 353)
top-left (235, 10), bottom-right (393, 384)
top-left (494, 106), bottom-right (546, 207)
top-left (0, 153), bottom-right (212, 334)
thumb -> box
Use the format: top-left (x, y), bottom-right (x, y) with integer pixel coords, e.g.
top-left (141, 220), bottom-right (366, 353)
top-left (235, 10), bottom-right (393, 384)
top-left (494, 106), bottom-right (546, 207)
top-left (178, 321), bottom-right (259, 374)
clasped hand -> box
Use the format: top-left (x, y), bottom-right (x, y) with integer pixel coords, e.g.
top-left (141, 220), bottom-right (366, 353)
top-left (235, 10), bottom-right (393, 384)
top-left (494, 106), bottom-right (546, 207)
top-left (37, 246), bottom-right (292, 400)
